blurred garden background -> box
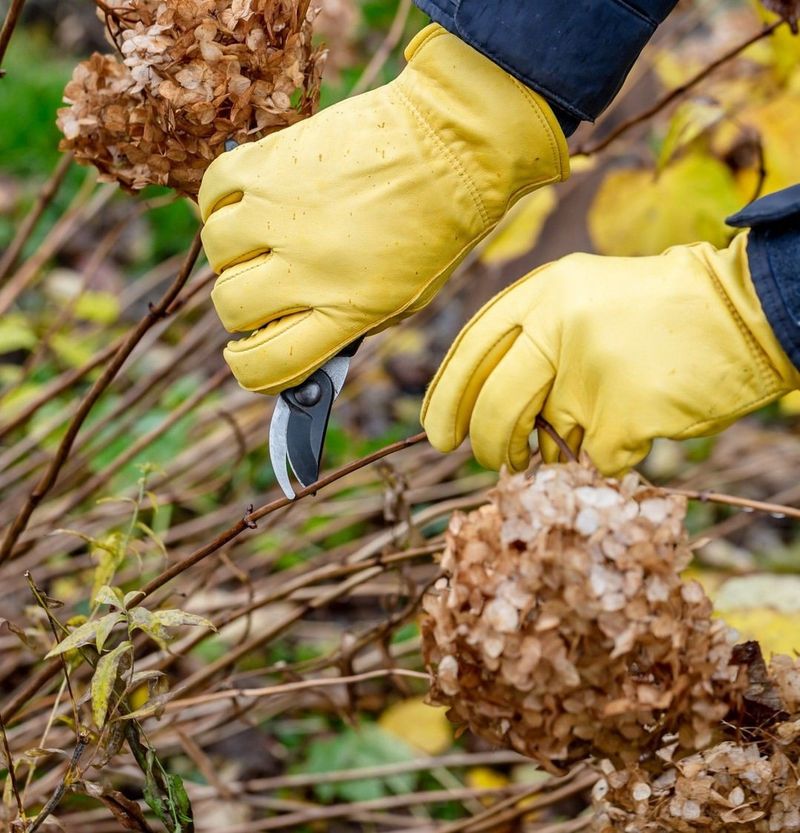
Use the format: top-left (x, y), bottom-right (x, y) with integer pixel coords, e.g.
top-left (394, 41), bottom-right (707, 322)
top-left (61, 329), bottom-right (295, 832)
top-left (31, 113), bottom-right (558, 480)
top-left (1, 0), bottom-right (800, 830)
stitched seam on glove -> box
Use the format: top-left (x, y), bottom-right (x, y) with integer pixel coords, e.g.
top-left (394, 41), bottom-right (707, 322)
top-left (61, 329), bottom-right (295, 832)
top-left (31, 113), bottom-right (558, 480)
top-left (390, 84), bottom-right (490, 227)
top-left (704, 261), bottom-right (782, 393)
top-left (507, 76), bottom-right (568, 185)
top-left (675, 385), bottom-right (793, 438)
top-left (214, 253), bottom-right (272, 289)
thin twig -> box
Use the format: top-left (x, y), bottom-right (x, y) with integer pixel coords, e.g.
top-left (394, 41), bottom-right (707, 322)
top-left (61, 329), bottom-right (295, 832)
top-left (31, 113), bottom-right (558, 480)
top-left (0, 708), bottom-right (25, 820)
top-left (350, 0), bottom-right (413, 96)
top-left (26, 572), bottom-right (81, 731)
top-left (0, 231), bottom-right (203, 564)
top-left (0, 153), bottom-right (73, 283)
top-left (664, 486), bottom-right (800, 521)
top-left (27, 729), bottom-right (90, 833)
top-left (575, 20), bottom-right (784, 156)
top-left (535, 416), bottom-right (577, 462)
top-left (146, 669), bottom-right (430, 718)
top-left (134, 431), bottom-right (429, 602)
top-left (0, 0), bottom-right (26, 72)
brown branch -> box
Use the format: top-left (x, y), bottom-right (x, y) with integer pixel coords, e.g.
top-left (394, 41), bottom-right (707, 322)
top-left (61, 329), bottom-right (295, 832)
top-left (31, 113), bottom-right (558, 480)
top-left (134, 431), bottom-right (429, 602)
top-left (144, 669), bottom-right (430, 718)
top-left (59, 366), bottom-right (228, 514)
top-left (664, 486), bottom-right (800, 521)
top-left (535, 416), bottom-right (577, 462)
top-left (0, 708), bottom-right (24, 820)
top-left (0, 153), bottom-right (73, 283)
top-left (27, 729), bottom-right (89, 833)
top-left (0, 179), bottom-right (114, 318)
top-left (0, 0), bottom-right (26, 72)
top-left (0, 231), bottom-right (202, 564)
top-left (575, 20), bottom-right (784, 156)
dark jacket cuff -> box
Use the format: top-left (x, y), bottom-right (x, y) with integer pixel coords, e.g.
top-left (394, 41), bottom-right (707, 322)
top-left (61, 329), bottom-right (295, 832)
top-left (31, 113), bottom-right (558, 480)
top-left (727, 185), bottom-right (800, 371)
top-left (414, 0), bottom-right (677, 123)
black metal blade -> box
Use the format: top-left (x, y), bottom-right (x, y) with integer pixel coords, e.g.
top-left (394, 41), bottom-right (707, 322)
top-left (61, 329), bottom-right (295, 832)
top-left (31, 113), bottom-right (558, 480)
top-left (283, 369), bottom-right (335, 487)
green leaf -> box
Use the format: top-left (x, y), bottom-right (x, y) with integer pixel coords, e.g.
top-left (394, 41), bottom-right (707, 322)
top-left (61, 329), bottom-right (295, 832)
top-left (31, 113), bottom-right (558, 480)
top-left (91, 641), bottom-right (131, 728)
top-left (90, 532), bottom-right (126, 607)
top-left (657, 99), bottom-right (725, 171)
top-left (95, 611), bottom-right (125, 652)
top-left (0, 314), bottom-right (36, 354)
top-left (135, 521), bottom-right (166, 558)
top-left (124, 590), bottom-right (145, 608)
top-left (74, 290), bottom-right (120, 324)
top-left (45, 612), bottom-right (123, 659)
top-left (128, 607), bottom-right (170, 650)
top-left (94, 585), bottom-right (124, 608)
top-left (143, 748), bottom-right (193, 832)
top-left (151, 609), bottom-right (216, 632)
top-left (302, 724), bottom-right (418, 803)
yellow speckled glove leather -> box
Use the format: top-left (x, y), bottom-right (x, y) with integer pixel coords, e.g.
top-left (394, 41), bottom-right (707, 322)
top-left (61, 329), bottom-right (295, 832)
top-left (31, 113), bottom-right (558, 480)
top-left (199, 24), bottom-right (569, 394)
top-left (422, 234), bottom-right (800, 475)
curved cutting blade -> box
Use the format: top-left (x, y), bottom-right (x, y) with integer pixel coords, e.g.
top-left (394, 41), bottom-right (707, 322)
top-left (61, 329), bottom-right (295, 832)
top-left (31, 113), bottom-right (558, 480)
top-left (268, 396), bottom-right (295, 500)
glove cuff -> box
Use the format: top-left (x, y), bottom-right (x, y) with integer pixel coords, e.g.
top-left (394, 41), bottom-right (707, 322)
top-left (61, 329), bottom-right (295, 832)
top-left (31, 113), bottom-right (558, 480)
top-left (397, 24), bottom-right (570, 223)
top-left (715, 233), bottom-right (800, 392)
top-left (727, 186), bottom-right (800, 378)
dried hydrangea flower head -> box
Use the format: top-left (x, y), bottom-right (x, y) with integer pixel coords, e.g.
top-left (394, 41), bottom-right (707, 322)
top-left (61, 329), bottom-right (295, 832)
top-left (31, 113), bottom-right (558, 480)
top-left (422, 464), bottom-right (741, 773)
top-left (57, 0), bottom-right (325, 196)
top-left (593, 660), bottom-right (800, 833)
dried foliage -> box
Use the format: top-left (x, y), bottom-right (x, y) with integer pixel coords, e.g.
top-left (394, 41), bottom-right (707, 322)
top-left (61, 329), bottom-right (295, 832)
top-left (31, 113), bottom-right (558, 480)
top-left (422, 464), bottom-right (742, 773)
top-left (594, 659), bottom-right (800, 831)
top-left (57, 0), bottom-right (325, 195)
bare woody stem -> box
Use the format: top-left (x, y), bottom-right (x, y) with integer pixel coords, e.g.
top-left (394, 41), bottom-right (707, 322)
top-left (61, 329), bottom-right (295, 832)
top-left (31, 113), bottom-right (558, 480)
top-left (0, 0), bottom-right (26, 72)
top-left (574, 19), bottom-right (784, 157)
top-left (134, 430), bottom-right (429, 603)
top-left (0, 709), bottom-right (24, 820)
top-left (27, 731), bottom-right (90, 833)
top-left (0, 231), bottom-right (203, 564)
top-left (0, 153), bottom-right (74, 284)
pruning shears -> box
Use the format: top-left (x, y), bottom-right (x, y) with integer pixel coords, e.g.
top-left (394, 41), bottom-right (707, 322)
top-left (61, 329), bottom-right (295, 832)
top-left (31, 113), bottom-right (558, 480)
top-left (221, 139), bottom-right (360, 500)
top-left (268, 340), bottom-right (361, 499)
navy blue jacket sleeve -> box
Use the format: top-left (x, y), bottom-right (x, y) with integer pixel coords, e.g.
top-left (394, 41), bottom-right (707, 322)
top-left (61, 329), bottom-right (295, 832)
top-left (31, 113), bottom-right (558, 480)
top-left (728, 187), bottom-right (800, 371)
top-left (415, 0), bottom-right (678, 127)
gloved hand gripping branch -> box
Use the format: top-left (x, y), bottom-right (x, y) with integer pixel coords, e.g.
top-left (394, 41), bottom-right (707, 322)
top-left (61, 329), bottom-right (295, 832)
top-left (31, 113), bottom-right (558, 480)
top-left (422, 233), bottom-right (800, 475)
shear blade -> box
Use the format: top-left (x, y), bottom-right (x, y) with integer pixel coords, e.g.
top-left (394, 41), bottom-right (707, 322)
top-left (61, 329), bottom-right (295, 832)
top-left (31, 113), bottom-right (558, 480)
top-left (267, 351), bottom-right (355, 500)
top-left (285, 369), bottom-right (335, 487)
top-left (268, 396), bottom-right (295, 500)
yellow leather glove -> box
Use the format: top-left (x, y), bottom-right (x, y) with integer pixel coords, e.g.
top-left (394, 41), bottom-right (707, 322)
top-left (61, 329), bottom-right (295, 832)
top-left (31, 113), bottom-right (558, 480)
top-left (422, 234), bottom-right (800, 475)
top-left (199, 24), bottom-right (569, 394)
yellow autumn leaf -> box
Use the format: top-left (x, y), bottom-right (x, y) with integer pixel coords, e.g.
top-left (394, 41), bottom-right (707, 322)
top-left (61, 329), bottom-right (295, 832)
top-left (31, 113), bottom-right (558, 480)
top-left (588, 153), bottom-right (741, 257)
top-left (657, 99), bottom-right (725, 172)
top-left (466, 766), bottom-right (509, 791)
top-left (466, 767), bottom-right (510, 807)
top-left (719, 609), bottom-right (800, 658)
top-left (378, 696), bottom-right (452, 755)
top-left (480, 187), bottom-right (557, 266)
top-left (714, 574), bottom-right (800, 658)
top-left (723, 92), bottom-right (800, 198)
top-left (91, 641), bottom-right (131, 728)
top-left (779, 390), bottom-right (800, 416)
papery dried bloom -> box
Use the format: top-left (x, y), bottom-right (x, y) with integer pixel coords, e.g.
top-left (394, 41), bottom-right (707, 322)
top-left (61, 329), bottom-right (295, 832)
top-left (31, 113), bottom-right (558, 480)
top-left (57, 0), bottom-right (325, 195)
top-left (421, 464), bottom-right (742, 773)
top-left (593, 706), bottom-right (800, 832)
